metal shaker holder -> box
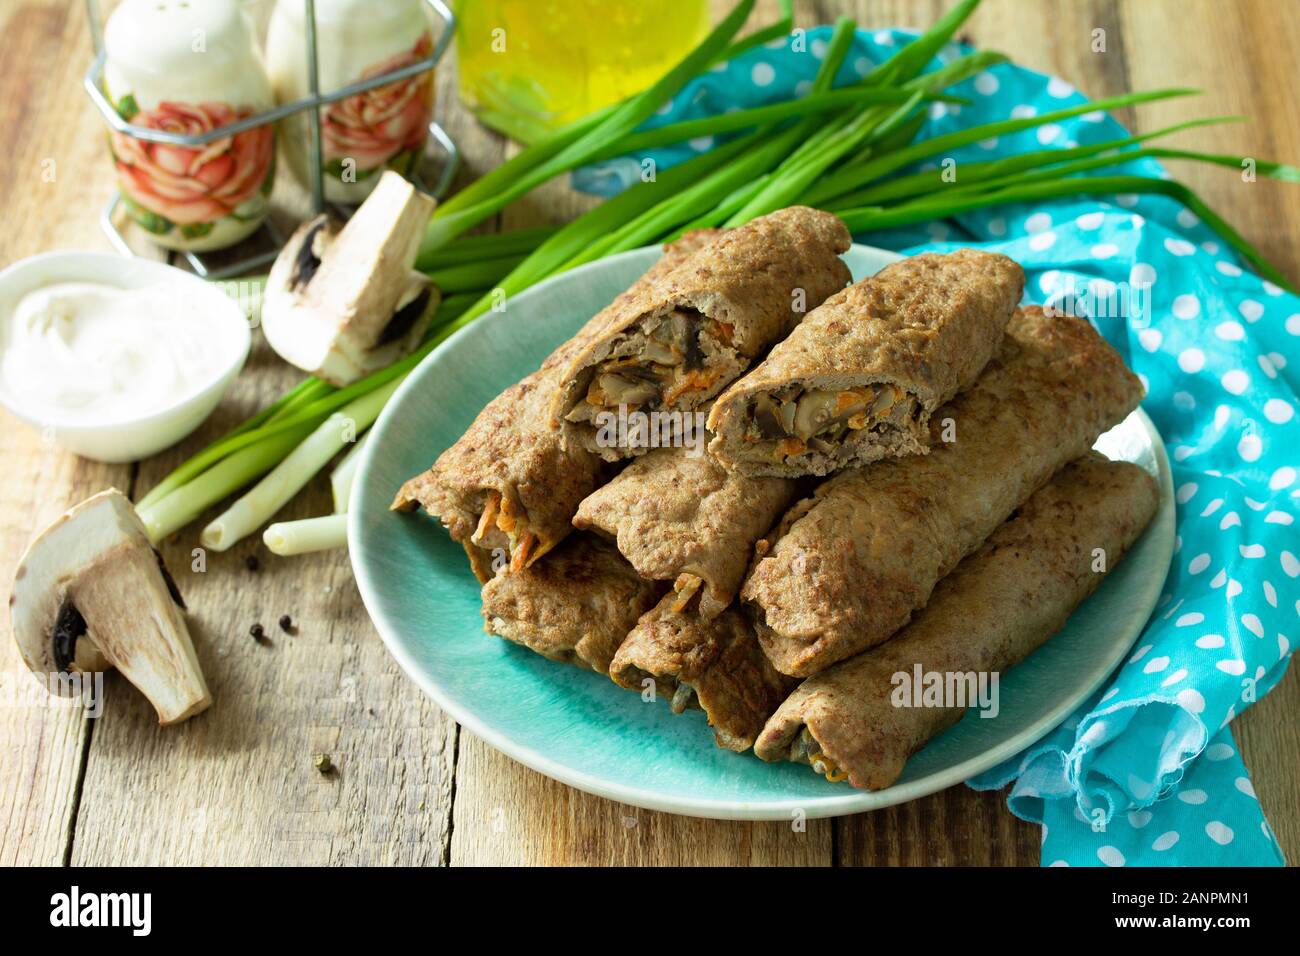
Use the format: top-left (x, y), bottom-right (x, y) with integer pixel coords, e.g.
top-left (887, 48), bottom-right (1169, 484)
top-left (82, 0), bottom-right (460, 280)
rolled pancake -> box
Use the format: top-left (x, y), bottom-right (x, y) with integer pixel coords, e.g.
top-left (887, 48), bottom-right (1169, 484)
top-left (610, 594), bottom-right (797, 751)
top-left (743, 306), bottom-right (1145, 677)
top-left (393, 230), bottom-right (719, 582)
top-left (554, 206), bottom-right (852, 461)
top-left (572, 445), bottom-right (798, 620)
top-left (754, 453), bottom-right (1160, 789)
top-left (707, 249), bottom-right (1024, 477)
top-left (480, 533), bottom-right (663, 675)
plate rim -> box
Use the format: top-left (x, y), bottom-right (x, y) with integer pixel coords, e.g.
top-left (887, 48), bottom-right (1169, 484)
top-left (350, 243), bottom-right (1175, 821)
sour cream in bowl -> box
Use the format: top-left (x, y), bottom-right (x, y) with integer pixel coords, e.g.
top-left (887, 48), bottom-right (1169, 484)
top-left (0, 252), bottom-right (251, 462)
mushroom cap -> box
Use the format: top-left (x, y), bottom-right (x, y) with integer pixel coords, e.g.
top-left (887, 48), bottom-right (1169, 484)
top-left (261, 171), bottom-right (439, 386)
top-left (11, 489), bottom-right (137, 688)
top-left (10, 488), bottom-right (210, 724)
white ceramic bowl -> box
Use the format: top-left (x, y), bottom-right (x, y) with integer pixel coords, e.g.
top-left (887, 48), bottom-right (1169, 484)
top-left (0, 251), bottom-right (251, 463)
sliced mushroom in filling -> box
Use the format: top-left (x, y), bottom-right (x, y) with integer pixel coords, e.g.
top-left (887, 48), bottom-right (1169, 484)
top-left (789, 726), bottom-right (847, 782)
top-left (739, 383), bottom-right (921, 463)
top-left (565, 309), bottom-right (735, 423)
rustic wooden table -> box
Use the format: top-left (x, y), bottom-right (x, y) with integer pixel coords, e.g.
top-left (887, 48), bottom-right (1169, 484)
top-left (1, 0), bottom-right (1296, 867)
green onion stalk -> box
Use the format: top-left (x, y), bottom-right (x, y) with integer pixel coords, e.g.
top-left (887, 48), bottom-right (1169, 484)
top-left (141, 0), bottom-right (1298, 551)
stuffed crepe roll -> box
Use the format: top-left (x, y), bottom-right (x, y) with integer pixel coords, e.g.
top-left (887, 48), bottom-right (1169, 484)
top-left (480, 533), bottom-right (662, 675)
top-left (572, 444), bottom-right (798, 620)
top-left (754, 453), bottom-right (1160, 789)
top-left (553, 206), bottom-right (851, 461)
top-left (393, 230), bottom-right (719, 581)
top-left (610, 595), bottom-right (796, 751)
top-left (743, 306), bottom-right (1145, 677)
top-left (706, 249), bottom-right (1024, 477)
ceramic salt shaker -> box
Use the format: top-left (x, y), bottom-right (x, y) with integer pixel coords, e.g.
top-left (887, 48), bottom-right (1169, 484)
top-left (102, 0), bottom-right (276, 252)
top-left (266, 0), bottom-right (436, 204)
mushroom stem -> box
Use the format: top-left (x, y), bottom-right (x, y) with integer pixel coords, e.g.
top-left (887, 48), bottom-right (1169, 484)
top-left (75, 546), bottom-right (210, 725)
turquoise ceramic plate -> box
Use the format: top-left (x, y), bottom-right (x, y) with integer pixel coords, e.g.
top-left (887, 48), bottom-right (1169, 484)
top-left (350, 245), bottom-right (1174, 820)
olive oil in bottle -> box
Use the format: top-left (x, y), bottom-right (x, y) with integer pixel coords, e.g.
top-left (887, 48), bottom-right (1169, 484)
top-left (456, 0), bottom-right (711, 142)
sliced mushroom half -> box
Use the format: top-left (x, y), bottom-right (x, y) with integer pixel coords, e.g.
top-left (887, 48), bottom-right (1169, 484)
top-left (10, 489), bottom-right (210, 725)
top-left (262, 171), bottom-right (440, 386)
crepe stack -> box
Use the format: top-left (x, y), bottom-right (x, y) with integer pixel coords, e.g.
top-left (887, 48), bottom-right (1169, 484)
top-left (398, 223), bottom-right (1159, 788)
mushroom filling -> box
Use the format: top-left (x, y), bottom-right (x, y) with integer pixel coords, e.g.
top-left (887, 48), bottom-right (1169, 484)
top-left (565, 309), bottom-right (733, 423)
top-left (470, 489), bottom-right (539, 572)
top-left (739, 383), bottom-right (920, 462)
top-left (670, 681), bottom-right (697, 714)
top-left (790, 727), bottom-right (847, 783)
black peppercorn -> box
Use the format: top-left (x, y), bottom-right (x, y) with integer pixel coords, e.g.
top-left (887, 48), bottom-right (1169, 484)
top-left (245, 555), bottom-right (259, 572)
top-left (250, 623), bottom-right (265, 642)
top-left (278, 614), bottom-right (293, 633)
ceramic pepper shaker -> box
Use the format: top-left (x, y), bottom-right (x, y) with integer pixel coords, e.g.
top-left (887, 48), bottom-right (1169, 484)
top-left (103, 0), bottom-right (276, 252)
top-left (265, 0), bottom-right (436, 204)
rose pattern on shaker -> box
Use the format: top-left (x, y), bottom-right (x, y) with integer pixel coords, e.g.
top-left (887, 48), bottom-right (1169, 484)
top-left (110, 99), bottom-right (275, 238)
top-left (321, 32), bottom-right (434, 182)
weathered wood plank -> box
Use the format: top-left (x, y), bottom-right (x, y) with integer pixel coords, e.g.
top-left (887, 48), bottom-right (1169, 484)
top-left (0, 0), bottom-right (128, 867)
top-left (451, 731), bottom-right (833, 865)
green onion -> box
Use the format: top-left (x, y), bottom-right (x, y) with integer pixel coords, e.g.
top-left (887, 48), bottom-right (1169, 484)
top-left (199, 379), bottom-right (401, 551)
top-left (803, 87), bottom-right (1199, 205)
top-left (823, 115), bottom-right (1244, 208)
top-left (330, 433), bottom-right (370, 514)
top-left (586, 86), bottom-right (954, 165)
top-left (838, 174), bottom-right (1295, 292)
top-left (426, 255), bottom-right (528, 294)
top-left (864, 0), bottom-right (983, 87)
top-left (428, 226), bottom-right (559, 267)
top-left (264, 514), bottom-right (349, 555)
top-left (420, 0), bottom-right (759, 257)
top-left (138, 426), bottom-right (309, 542)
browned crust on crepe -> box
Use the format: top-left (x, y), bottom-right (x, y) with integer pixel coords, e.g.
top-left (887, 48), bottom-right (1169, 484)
top-left (610, 594), bottom-right (797, 751)
top-left (480, 533), bottom-right (663, 674)
top-left (707, 250), bottom-right (1024, 477)
top-left (553, 207), bottom-right (852, 460)
top-left (742, 306), bottom-right (1145, 677)
top-left (754, 454), bottom-right (1159, 789)
top-left (393, 230), bottom-right (719, 582)
top-left (572, 445), bottom-right (797, 619)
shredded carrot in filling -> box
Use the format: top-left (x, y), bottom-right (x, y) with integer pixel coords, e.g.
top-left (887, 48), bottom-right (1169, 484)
top-left (670, 573), bottom-right (703, 613)
top-left (510, 532), bottom-right (537, 572)
top-left (710, 320), bottom-right (734, 345)
top-left (775, 437), bottom-right (806, 459)
top-left (472, 491), bottom-right (501, 544)
top-left (474, 491), bottom-right (541, 572)
top-left (834, 390), bottom-right (867, 414)
top-left (662, 367), bottom-right (722, 406)
top-left (811, 756), bottom-right (847, 783)
top-left (496, 494), bottom-right (519, 533)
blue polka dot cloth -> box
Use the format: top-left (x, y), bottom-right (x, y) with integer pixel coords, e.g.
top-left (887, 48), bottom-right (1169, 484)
top-left (576, 27), bottom-right (1295, 867)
